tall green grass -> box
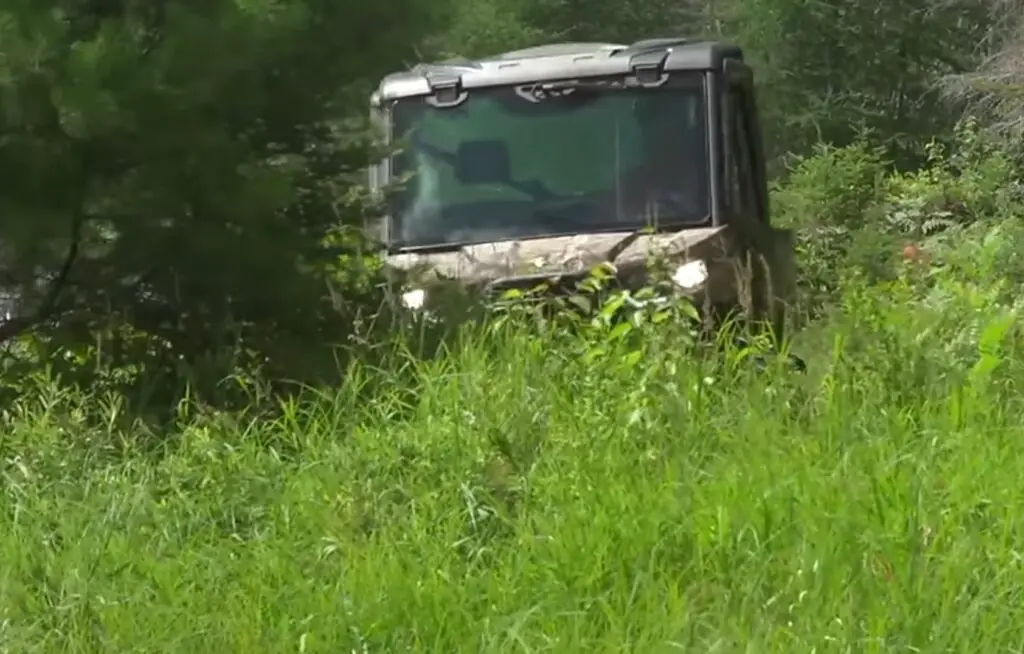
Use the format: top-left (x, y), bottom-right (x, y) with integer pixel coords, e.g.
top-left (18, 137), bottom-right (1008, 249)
top-left (2, 287), bottom-right (1024, 652)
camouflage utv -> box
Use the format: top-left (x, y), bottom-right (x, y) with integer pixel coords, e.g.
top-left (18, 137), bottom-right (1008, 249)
top-left (367, 38), bottom-right (796, 338)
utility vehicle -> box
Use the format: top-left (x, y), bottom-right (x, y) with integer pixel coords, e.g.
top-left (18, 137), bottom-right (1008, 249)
top-left (367, 38), bottom-right (796, 336)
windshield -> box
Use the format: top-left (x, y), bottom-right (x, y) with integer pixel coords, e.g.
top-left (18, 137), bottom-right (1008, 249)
top-left (386, 75), bottom-right (709, 249)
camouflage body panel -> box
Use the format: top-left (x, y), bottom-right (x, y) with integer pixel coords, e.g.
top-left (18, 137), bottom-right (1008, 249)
top-left (385, 224), bottom-right (796, 330)
top-left (387, 226), bottom-right (737, 303)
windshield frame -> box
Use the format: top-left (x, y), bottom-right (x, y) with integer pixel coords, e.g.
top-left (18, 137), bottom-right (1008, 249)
top-left (380, 72), bottom-right (712, 252)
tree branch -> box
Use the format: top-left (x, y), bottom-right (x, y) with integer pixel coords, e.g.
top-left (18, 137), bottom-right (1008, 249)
top-left (0, 207), bottom-right (85, 343)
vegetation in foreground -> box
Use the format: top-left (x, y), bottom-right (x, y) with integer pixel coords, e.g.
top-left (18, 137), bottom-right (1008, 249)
top-left (2, 0), bottom-right (1024, 650)
top-left (4, 269), bottom-right (1024, 651)
top-left (5, 130), bottom-right (1024, 648)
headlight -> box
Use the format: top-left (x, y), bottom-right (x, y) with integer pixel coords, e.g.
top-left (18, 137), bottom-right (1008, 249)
top-left (671, 260), bottom-right (708, 291)
top-left (401, 288), bottom-right (426, 310)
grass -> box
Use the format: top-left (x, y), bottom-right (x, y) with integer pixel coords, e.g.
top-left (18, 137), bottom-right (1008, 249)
top-left (2, 296), bottom-right (1024, 653)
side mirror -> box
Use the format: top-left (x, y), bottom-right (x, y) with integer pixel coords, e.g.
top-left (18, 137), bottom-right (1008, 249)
top-left (455, 139), bottom-right (510, 184)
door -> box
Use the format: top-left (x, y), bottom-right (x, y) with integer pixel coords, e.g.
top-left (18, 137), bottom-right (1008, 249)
top-left (723, 73), bottom-right (784, 331)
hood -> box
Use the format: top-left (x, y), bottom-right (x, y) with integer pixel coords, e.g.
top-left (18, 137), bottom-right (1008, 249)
top-left (384, 226), bottom-right (732, 286)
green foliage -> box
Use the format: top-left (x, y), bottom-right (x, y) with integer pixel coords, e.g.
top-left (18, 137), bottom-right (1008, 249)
top-left (721, 0), bottom-right (1002, 168)
top-left (0, 0), bottom-right (447, 403)
top-left (884, 118), bottom-right (1022, 237)
top-left (4, 243), bottom-right (1024, 648)
top-left (3, 1), bottom-right (1024, 645)
top-left (771, 118), bottom-right (1024, 318)
top-left (771, 140), bottom-right (890, 314)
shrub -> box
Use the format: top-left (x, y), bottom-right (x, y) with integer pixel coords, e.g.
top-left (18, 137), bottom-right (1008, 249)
top-left (770, 140), bottom-right (890, 316)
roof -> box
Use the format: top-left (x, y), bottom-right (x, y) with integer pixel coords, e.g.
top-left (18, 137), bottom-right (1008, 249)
top-left (373, 38), bottom-right (743, 104)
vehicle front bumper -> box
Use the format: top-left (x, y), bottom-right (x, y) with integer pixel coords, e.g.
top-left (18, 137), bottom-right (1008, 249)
top-left (396, 259), bottom-right (711, 322)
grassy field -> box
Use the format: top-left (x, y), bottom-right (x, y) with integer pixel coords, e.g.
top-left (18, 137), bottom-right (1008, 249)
top-left (2, 293), bottom-right (1024, 652)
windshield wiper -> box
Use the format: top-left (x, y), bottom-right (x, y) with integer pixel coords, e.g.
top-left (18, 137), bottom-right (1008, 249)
top-left (390, 241), bottom-right (469, 254)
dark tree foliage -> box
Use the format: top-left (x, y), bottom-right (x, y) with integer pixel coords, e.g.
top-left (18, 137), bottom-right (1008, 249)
top-left (0, 0), bottom-right (441, 396)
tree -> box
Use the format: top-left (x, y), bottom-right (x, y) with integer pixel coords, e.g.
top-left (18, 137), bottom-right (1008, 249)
top-left (0, 0), bottom-right (446, 389)
top-left (717, 0), bottom-right (1001, 167)
top-left (943, 1), bottom-right (1024, 136)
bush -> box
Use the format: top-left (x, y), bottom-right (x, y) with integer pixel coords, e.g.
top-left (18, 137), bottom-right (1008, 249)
top-left (771, 118), bottom-right (1024, 320)
top-left (771, 140), bottom-right (891, 316)
top-left (4, 263), bottom-right (1024, 649)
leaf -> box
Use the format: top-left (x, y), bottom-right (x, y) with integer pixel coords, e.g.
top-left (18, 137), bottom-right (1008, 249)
top-left (607, 321), bottom-right (632, 342)
top-left (620, 348), bottom-right (643, 369)
top-left (978, 311), bottom-right (1014, 354)
top-left (582, 345), bottom-right (607, 363)
top-left (567, 294), bottom-right (591, 313)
